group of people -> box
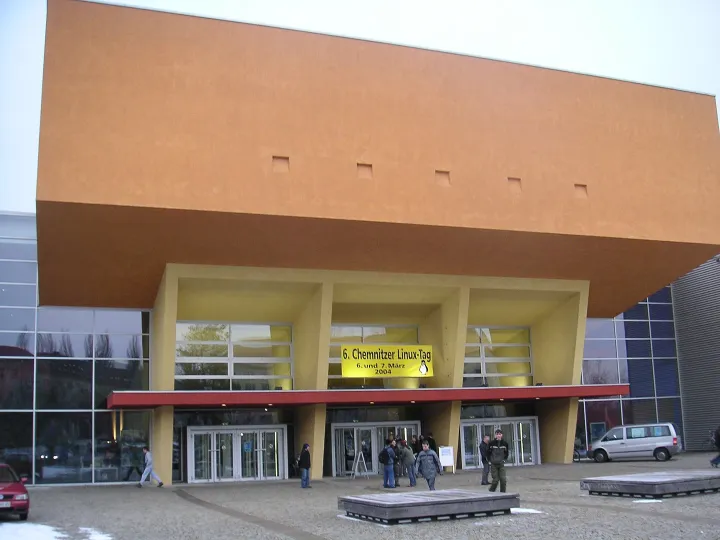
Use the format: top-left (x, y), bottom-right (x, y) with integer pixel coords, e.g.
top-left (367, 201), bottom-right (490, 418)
top-left (295, 430), bottom-right (513, 492)
top-left (379, 432), bottom-right (442, 490)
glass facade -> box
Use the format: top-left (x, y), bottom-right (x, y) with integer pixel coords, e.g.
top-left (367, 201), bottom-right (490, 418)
top-left (174, 322), bottom-right (293, 391)
top-left (0, 221), bottom-right (151, 484)
top-left (463, 327), bottom-right (533, 387)
top-left (577, 286), bottom-right (683, 450)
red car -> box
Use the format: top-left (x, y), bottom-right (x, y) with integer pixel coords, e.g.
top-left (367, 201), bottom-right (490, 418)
top-left (0, 463), bottom-right (30, 521)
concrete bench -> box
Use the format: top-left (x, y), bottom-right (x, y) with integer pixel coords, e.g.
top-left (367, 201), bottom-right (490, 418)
top-left (581, 470), bottom-right (720, 498)
top-left (338, 489), bottom-right (520, 525)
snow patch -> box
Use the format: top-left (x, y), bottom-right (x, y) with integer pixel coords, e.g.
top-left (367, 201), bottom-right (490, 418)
top-left (78, 528), bottom-right (113, 540)
top-left (0, 524), bottom-right (114, 540)
top-left (0, 523), bottom-right (68, 540)
top-left (633, 499), bottom-right (663, 504)
top-left (511, 507), bottom-right (545, 514)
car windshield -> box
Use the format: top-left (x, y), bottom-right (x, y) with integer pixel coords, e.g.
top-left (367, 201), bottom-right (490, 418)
top-left (0, 466), bottom-right (19, 483)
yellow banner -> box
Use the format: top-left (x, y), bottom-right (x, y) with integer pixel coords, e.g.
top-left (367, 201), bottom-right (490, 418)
top-left (340, 345), bottom-right (433, 378)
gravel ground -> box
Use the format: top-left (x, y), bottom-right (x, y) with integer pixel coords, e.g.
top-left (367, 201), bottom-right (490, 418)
top-left (2, 452), bottom-right (719, 540)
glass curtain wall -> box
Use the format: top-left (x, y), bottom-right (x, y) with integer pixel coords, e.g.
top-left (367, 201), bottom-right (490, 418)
top-left (577, 286), bottom-right (682, 450)
top-left (174, 322), bottom-right (293, 391)
top-left (463, 327), bottom-right (533, 387)
top-left (1, 224), bottom-right (151, 485)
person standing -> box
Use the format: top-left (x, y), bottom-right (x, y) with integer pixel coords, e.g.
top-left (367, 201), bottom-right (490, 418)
top-left (711, 425), bottom-right (720, 468)
top-left (426, 432), bottom-right (438, 453)
top-left (298, 443), bottom-right (312, 488)
top-left (414, 440), bottom-right (442, 490)
top-left (379, 439), bottom-right (397, 488)
top-left (410, 435), bottom-right (420, 455)
top-left (479, 435), bottom-right (491, 485)
top-left (488, 430), bottom-right (509, 493)
top-left (399, 440), bottom-right (416, 487)
top-left (137, 446), bottom-right (163, 488)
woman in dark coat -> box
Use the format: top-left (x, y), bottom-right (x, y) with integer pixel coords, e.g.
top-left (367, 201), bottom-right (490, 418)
top-left (299, 443), bottom-right (312, 488)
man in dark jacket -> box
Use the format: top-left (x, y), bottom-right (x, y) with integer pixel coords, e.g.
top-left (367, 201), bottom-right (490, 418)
top-left (479, 435), bottom-right (491, 485)
top-left (298, 443), bottom-right (311, 488)
top-left (711, 425), bottom-right (720, 468)
top-left (488, 429), bottom-right (509, 492)
top-left (410, 435), bottom-right (421, 455)
top-left (380, 439), bottom-right (397, 488)
top-left (426, 432), bottom-right (438, 453)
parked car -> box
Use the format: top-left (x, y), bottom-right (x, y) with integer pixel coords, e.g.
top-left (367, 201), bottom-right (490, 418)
top-left (0, 463), bottom-right (30, 521)
top-left (591, 423), bottom-right (681, 463)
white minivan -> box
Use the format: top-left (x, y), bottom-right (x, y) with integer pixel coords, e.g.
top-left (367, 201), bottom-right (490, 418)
top-left (591, 423), bottom-right (682, 463)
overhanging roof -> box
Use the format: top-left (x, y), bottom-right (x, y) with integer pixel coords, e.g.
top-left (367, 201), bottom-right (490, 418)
top-left (107, 384), bottom-right (629, 409)
top-left (36, 203), bottom-right (719, 317)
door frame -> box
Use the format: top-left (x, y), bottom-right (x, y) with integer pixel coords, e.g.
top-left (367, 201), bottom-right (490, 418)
top-left (330, 420), bottom-right (421, 477)
top-left (459, 416), bottom-right (542, 468)
top-left (186, 424), bottom-right (288, 483)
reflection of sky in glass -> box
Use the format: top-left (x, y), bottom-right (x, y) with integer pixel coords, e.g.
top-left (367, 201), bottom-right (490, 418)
top-left (582, 359), bottom-right (620, 384)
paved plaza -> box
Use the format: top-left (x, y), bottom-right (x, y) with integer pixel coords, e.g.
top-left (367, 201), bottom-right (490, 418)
top-left (2, 453), bottom-right (720, 540)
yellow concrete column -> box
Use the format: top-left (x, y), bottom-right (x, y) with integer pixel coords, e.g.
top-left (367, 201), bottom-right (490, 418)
top-left (531, 287), bottom-right (588, 463)
top-left (292, 282), bottom-right (333, 391)
top-left (150, 266), bottom-right (179, 484)
top-left (531, 290), bottom-right (587, 386)
top-left (536, 398), bottom-right (578, 463)
top-left (294, 404), bottom-right (327, 480)
top-left (422, 401), bottom-right (461, 470)
top-left (418, 286), bottom-right (470, 389)
top-left (151, 406), bottom-right (174, 484)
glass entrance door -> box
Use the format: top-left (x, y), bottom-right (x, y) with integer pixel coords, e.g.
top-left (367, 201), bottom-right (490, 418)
top-left (239, 431), bottom-right (258, 479)
top-left (215, 431), bottom-right (235, 480)
top-left (192, 432), bottom-right (212, 481)
top-left (188, 426), bottom-right (286, 483)
top-left (460, 417), bottom-right (540, 468)
top-left (331, 421), bottom-right (421, 477)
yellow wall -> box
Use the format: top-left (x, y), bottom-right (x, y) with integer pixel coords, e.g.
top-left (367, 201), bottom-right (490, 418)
top-left (149, 268), bottom-right (179, 484)
top-left (422, 400), bottom-right (461, 470)
top-left (531, 291), bottom-right (588, 386)
top-left (418, 287), bottom-right (469, 389)
top-left (294, 404), bottom-right (327, 480)
top-left (536, 398), bottom-right (578, 463)
top-left (151, 406), bottom-right (174, 485)
top-left (150, 267), bottom-right (178, 392)
top-left (530, 289), bottom-right (588, 463)
top-left (293, 283), bottom-right (333, 390)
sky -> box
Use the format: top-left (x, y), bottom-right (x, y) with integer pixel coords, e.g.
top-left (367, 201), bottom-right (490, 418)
top-left (1, 0), bottom-right (719, 215)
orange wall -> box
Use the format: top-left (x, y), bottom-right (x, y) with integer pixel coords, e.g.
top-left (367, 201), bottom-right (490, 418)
top-left (38, 0), bottom-right (720, 247)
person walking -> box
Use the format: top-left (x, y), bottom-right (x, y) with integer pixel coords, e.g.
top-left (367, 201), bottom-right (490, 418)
top-left (488, 429), bottom-right (509, 493)
top-left (379, 439), bottom-right (397, 488)
top-left (298, 443), bottom-right (312, 488)
top-left (414, 440), bottom-right (442, 491)
top-left (479, 435), bottom-right (491, 485)
top-left (711, 425), bottom-right (720, 468)
top-left (398, 440), bottom-right (416, 487)
top-left (137, 446), bottom-right (163, 488)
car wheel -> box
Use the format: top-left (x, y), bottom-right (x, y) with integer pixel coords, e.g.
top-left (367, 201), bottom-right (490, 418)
top-left (19, 513), bottom-right (28, 521)
top-left (594, 450), bottom-right (608, 463)
top-left (654, 448), bottom-right (671, 462)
